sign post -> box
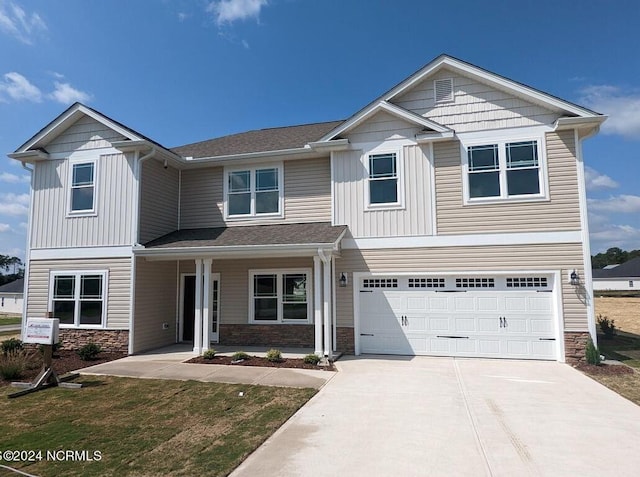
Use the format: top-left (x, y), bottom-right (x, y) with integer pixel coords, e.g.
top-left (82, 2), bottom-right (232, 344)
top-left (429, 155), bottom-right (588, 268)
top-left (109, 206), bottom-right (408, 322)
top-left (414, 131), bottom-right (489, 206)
top-left (9, 315), bottom-right (82, 398)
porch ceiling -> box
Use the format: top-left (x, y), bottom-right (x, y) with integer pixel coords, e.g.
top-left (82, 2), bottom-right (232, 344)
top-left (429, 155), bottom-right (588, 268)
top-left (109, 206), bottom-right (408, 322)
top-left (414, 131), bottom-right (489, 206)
top-left (134, 222), bottom-right (347, 260)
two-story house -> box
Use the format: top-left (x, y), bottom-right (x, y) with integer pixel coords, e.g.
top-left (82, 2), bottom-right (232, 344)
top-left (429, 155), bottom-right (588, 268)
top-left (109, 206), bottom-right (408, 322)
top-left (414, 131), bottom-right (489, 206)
top-left (9, 55), bottom-right (605, 363)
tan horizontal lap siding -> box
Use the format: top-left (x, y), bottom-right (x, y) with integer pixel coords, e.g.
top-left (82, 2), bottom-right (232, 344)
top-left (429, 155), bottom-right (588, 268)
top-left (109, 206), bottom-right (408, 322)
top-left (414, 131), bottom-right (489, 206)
top-left (46, 116), bottom-right (126, 154)
top-left (133, 259), bottom-right (177, 353)
top-left (27, 257), bottom-right (131, 329)
top-left (180, 158), bottom-right (331, 229)
top-left (139, 159), bottom-right (179, 243)
top-left (31, 152), bottom-right (136, 248)
top-left (392, 69), bottom-right (560, 132)
top-left (434, 131), bottom-right (580, 234)
top-left (335, 243), bottom-right (587, 331)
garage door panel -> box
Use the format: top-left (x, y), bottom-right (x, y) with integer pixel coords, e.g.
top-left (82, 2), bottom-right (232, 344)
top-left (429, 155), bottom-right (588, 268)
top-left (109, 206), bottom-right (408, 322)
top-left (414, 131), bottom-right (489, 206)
top-left (477, 296), bottom-right (499, 311)
top-left (406, 297), bottom-right (427, 312)
top-left (503, 317), bottom-right (528, 333)
top-left (528, 296), bottom-right (553, 312)
top-left (427, 296), bottom-right (449, 311)
top-left (478, 317), bottom-right (499, 332)
top-left (530, 319), bottom-right (553, 333)
top-left (452, 296), bottom-right (475, 311)
top-left (478, 339), bottom-right (501, 355)
top-left (428, 316), bottom-right (450, 331)
top-left (454, 317), bottom-right (477, 333)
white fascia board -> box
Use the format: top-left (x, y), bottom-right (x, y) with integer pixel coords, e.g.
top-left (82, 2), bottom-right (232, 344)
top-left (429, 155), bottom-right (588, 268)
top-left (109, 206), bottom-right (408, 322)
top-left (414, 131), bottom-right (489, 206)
top-left (112, 140), bottom-right (184, 167)
top-left (307, 138), bottom-right (350, 151)
top-left (30, 246), bottom-right (133, 260)
top-left (181, 146), bottom-right (321, 167)
top-left (7, 150), bottom-right (49, 163)
top-left (415, 131), bottom-right (456, 143)
top-left (554, 116), bottom-right (607, 130)
top-left (134, 243), bottom-right (342, 261)
top-left (342, 230), bottom-right (582, 250)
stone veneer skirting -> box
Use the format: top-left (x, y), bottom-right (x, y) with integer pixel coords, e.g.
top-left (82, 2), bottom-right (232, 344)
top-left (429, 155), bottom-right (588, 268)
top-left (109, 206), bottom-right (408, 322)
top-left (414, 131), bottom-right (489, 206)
top-left (564, 331), bottom-right (590, 364)
top-left (219, 324), bottom-right (355, 354)
top-left (58, 329), bottom-right (129, 354)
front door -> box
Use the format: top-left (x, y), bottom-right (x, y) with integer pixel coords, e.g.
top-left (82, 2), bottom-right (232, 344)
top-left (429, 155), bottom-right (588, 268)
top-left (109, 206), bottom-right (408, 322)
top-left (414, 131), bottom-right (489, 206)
top-left (181, 274), bottom-right (220, 343)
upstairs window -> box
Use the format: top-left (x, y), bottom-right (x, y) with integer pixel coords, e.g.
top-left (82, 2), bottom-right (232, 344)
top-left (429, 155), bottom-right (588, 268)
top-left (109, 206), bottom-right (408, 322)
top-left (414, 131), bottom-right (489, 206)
top-left (226, 166), bottom-right (282, 218)
top-left (465, 137), bottom-right (545, 202)
top-left (70, 162), bottom-right (95, 213)
top-left (368, 153), bottom-right (399, 206)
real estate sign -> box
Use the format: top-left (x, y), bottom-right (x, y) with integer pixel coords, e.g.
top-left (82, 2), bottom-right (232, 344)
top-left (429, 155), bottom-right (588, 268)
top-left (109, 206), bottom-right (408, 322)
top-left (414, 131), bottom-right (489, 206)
top-left (24, 318), bottom-right (60, 345)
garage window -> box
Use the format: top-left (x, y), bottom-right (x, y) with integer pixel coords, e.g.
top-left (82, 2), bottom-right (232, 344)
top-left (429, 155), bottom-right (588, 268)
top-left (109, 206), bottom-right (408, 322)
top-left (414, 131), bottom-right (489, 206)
top-left (408, 278), bottom-right (445, 288)
top-left (456, 278), bottom-right (495, 288)
top-left (506, 277), bottom-right (548, 288)
top-left (250, 269), bottom-right (311, 323)
top-left (363, 278), bottom-right (398, 288)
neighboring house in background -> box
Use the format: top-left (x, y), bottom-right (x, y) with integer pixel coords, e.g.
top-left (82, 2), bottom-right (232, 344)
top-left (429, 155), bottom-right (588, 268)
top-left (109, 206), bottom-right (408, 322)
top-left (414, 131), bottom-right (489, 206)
top-left (0, 278), bottom-right (24, 315)
top-left (9, 55), bottom-right (605, 363)
top-left (593, 257), bottom-right (640, 291)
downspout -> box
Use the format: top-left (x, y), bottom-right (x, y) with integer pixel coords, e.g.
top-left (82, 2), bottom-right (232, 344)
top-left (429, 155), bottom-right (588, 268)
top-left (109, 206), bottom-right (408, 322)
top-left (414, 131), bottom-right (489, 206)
top-left (20, 162), bottom-right (34, 339)
top-left (318, 248), bottom-right (332, 358)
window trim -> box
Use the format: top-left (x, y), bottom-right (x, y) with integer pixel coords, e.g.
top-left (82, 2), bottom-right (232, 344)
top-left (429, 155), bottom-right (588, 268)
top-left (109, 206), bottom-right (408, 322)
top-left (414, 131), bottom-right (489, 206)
top-left (249, 268), bottom-right (312, 324)
top-left (223, 164), bottom-right (284, 220)
top-left (460, 132), bottom-right (549, 205)
top-left (364, 148), bottom-right (405, 211)
top-left (67, 157), bottom-right (98, 217)
top-left (48, 270), bottom-right (108, 329)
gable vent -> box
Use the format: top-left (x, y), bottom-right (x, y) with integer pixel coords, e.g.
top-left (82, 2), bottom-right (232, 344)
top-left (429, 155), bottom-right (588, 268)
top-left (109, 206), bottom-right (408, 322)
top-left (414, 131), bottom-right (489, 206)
top-left (434, 78), bottom-right (454, 104)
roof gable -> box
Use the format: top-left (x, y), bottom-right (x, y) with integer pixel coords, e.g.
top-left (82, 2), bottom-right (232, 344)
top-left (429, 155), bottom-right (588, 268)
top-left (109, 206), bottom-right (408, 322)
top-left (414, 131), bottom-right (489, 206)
top-left (0, 278), bottom-right (24, 294)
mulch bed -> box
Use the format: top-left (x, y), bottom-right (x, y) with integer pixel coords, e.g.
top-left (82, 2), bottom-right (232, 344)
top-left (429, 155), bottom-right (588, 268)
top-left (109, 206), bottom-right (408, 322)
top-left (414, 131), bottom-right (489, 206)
top-left (574, 362), bottom-right (636, 376)
top-left (187, 355), bottom-right (336, 371)
top-left (0, 349), bottom-right (127, 386)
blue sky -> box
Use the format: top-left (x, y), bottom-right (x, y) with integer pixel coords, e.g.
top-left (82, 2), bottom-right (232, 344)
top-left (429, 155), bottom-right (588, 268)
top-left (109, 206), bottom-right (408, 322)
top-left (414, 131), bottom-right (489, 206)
top-left (0, 0), bottom-right (639, 261)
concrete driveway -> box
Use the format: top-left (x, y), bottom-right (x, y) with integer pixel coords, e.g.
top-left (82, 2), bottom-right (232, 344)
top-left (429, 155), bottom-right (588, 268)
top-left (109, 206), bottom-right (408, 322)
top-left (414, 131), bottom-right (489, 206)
top-left (231, 356), bottom-right (640, 477)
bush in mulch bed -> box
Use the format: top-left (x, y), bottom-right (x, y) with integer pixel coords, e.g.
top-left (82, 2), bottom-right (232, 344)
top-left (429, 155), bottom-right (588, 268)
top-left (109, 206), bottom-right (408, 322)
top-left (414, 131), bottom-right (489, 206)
top-left (187, 354), bottom-right (335, 371)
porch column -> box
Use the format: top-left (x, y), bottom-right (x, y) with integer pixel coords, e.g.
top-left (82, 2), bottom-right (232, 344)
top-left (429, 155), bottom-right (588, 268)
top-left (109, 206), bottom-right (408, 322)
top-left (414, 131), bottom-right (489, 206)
top-left (193, 259), bottom-right (203, 354)
top-left (201, 258), bottom-right (212, 352)
top-left (322, 254), bottom-right (332, 358)
top-left (313, 255), bottom-right (323, 356)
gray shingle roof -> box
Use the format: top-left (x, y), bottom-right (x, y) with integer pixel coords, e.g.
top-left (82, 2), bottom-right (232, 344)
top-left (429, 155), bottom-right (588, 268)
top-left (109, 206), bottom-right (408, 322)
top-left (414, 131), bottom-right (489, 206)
top-left (0, 278), bottom-right (23, 294)
top-left (171, 121), bottom-right (344, 159)
top-left (592, 257), bottom-right (640, 278)
top-left (144, 222), bottom-right (347, 249)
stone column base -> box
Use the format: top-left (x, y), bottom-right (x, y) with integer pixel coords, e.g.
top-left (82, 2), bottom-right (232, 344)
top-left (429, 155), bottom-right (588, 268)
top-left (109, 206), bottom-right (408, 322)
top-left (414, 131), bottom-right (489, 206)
top-left (59, 329), bottom-right (129, 354)
top-left (564, 331), bottom-right (591, 364)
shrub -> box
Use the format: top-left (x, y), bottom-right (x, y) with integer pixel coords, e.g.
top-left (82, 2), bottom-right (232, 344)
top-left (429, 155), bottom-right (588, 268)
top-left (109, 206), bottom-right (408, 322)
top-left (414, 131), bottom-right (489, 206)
top-left (0, 349), bottom-right (32, 380)
top-left (202, 349), bottom-right (217, 359)
top-left (303, 354), bottom-right (321, 365)
top-left (266, 348), bottom-right (283, 363)
top-left (1, 338), bottom-right (23, 355)
top-left (597, 315), bottom-right (616, 339)
top-left (585, 338), bottom-right (601, 365)
top-left (77, 343), bottom-right (102, 361)
top-left (231, 351), bottom-right (251, 362)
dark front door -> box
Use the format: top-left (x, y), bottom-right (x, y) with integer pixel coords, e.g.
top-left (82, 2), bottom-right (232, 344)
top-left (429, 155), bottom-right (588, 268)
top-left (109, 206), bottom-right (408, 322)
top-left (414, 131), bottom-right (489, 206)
top-left (183, 275), bottom-right (196, 341)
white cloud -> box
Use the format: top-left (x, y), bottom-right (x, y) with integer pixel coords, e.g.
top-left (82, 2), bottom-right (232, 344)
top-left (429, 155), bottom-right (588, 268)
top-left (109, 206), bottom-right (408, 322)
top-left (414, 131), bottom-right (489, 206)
top-left (207, 0), bottom-right (267, 25)
top-left (0, 1), bottom-right (47, 44)
top-left (0, 71), bottom-right (42, 102)
top-left (588, 195), bottom-right (640, 214)
top-left (177, 12), bottom-right (189, 22)
top-left (49, 81), bottom-right (91, 104)
top-left (584, 166), bottom-right (619, 191)
top-left (0, 192), bottom-right (29, 216)
top-left (0, 172), bottom-right (29, 184)
top-left (580, 85), bottom-right (640, 139)
top-left (590, 223), bottom-right (640, 254)
top-left (0, 223), bottom-right (10, 233)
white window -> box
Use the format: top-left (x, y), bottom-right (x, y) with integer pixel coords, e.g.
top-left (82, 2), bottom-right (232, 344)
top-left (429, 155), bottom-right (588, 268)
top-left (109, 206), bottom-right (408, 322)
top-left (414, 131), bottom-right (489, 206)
top-left (225, 165), bottom-right (283, 218)
top-left (249, 269), bottom-right (311, 323)
top-left (630, 280), bottom-right (634, 288)
top-left (463, 136), bottom-right (546, 203)
top-left (70, 162), bottom-right (96, 213)
top-left (49, 271), bottom-right (107, 328)
top-left (366, 150), bottom-right (404, 209)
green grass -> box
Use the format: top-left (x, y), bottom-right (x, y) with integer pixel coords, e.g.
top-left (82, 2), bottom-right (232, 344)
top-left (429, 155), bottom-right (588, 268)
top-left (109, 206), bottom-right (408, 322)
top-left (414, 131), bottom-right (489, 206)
top-left (597, 331), bottom-right (640, 368)
top-left (0, 376), bottom-right (315, 476)
top-left (0, 315), bottom-right (21, 326)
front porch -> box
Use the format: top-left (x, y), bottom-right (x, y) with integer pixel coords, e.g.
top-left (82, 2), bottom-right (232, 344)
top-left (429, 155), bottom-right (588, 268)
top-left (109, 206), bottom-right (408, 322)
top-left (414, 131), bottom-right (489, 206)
top-left (131, 222), bottom-right (348, 357)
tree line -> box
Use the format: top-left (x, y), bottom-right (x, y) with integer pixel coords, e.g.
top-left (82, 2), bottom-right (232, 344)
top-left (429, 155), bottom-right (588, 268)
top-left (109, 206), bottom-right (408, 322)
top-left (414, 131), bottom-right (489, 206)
top-left (0, 255), bottom-right (24, 286)
top-left (591, 247), bottom-right (640, 269)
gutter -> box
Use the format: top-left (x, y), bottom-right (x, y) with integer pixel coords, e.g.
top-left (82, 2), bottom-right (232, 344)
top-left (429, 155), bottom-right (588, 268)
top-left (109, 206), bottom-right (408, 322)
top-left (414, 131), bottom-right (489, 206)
top-left (133, 241), bottom-right (341, 258)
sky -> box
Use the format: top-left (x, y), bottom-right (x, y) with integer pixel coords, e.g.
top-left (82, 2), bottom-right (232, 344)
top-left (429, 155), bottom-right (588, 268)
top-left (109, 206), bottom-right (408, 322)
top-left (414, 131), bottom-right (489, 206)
top-left (0, 0), bottom-right (639, 261)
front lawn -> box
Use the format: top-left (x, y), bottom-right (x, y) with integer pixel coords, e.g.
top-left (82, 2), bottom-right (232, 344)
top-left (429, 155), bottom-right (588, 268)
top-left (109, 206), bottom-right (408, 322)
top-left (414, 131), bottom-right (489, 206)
top-left (0, 315), bottom-right (21, 326)
top-left (0, 376), bottom-right (315, 476)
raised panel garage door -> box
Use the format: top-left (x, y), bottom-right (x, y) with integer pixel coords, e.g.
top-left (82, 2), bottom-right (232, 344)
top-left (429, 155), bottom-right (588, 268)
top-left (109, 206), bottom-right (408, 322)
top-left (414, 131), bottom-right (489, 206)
top-left (358, 275), bottom-right (557, 360)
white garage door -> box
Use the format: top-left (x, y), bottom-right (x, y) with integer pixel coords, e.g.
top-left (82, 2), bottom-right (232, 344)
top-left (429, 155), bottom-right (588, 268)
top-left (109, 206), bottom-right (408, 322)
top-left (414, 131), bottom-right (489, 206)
top-left (358, 275), bottom-right (557, 360)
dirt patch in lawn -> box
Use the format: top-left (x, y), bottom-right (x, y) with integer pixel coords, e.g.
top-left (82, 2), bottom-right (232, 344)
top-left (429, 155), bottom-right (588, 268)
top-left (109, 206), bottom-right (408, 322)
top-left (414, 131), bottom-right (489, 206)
top-left (578, 364), bottom-right (640, 406)
top-left (187, 355), bottom-right (336, 371)
top-left (594, 296), bottom-right (640, 335)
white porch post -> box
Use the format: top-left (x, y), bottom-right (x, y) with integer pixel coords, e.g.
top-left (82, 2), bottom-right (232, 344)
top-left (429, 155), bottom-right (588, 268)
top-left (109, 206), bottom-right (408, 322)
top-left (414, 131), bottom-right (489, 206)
top-left (193, 259), bottom-right (203, 354)
top-left (322, 254), bottom-right (332, 358)
top-left (201, 258), bottom-right (212, 352)
top-left (313, 255), bottom-right (323, 356)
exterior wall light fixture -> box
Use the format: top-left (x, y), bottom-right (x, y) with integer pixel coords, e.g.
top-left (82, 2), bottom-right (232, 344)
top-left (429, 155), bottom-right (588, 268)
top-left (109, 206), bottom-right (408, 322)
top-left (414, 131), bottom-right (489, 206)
top-left (570, 269), bottom-right (580, 286)
top-left (339, 272), bottom-right (348, 287)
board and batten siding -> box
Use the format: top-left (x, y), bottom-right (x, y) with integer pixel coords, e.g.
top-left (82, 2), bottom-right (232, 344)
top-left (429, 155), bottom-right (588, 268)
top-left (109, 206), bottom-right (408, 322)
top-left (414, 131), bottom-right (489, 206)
top-left (139, 159), bottom-right (179, 243)
top-left (434, 130), bottom-right (581, 234)
top-left (179, 257), bottom-right (313, 326)
top-left (180, 158), bottom-right (331, 228)
top-left (133, 258), bottom-right (177, 353)
top-left (26, 257), bottom-right (131, 329)
top-left (30, 152), bottom-right (136, 248)
top-left (333, 145), bottom-right (433, 238)
top-left (46, 116), bottom-right (126, 155)
top-left (334, 243), bottom-right (588, 331)
top-left (392, 68), bottom-right (561, 133)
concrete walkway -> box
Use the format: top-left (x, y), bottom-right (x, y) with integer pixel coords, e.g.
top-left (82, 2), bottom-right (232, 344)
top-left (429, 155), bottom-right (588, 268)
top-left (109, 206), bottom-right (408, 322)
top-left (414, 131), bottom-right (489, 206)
top-left (78, 345), bottom-right (335, 390)
top-left (231, 356), bottom-right (640, 477)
